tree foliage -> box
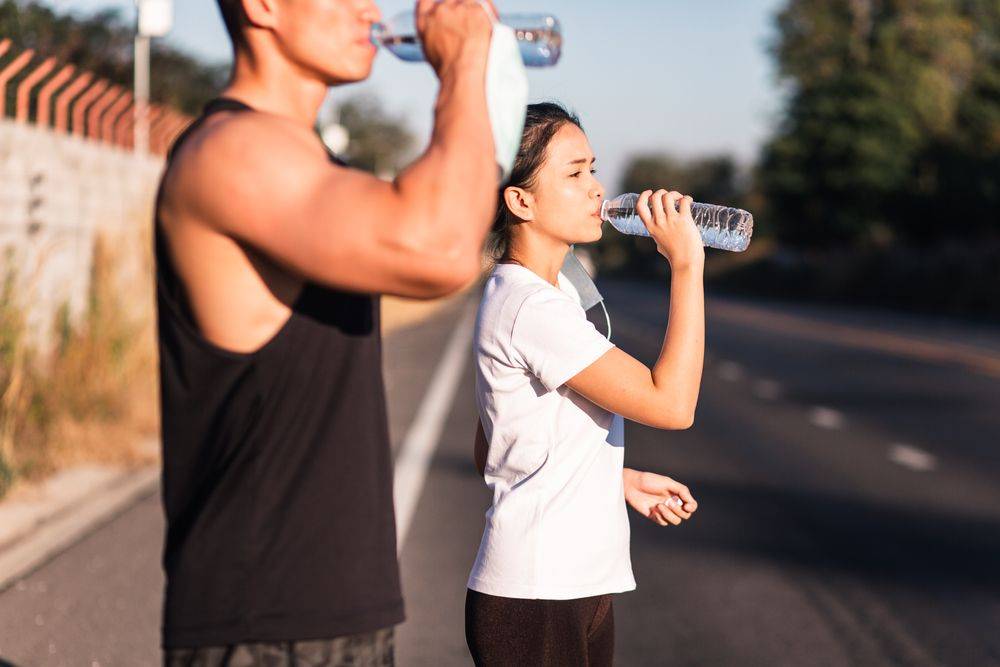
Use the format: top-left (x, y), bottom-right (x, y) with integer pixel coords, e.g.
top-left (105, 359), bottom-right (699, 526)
top-left (621, 154), bottom-right (744, 206)
top-left (760, 0), bottom-right (999, 247)
top-left (0, 0), bottom-right (226, 117)
top-left (331, 95), bottom-right (416, 176)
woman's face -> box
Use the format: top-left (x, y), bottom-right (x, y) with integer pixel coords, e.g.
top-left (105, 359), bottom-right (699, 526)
top-left (523, 123), bottom-right (606, 246)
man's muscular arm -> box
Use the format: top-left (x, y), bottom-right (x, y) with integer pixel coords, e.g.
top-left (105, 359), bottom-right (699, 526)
top-left (161, 1), bottom-right (496, 299)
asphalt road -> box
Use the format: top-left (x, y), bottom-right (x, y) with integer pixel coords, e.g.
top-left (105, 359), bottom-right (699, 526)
top-left (1, 281), bottom-right (998, 666)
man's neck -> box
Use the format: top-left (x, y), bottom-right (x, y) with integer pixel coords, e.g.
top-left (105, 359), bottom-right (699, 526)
top-left (221, 49), bottom-right (328, 128)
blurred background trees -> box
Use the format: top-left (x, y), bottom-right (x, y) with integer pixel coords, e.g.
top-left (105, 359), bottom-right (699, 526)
top-left (324, 94), bottom-right (416, 177)
top-left (0, 2), bottom-right (418, 176)
top-left (598, 0), bottom-right (999, 319)
top-left (3, 0), bottom-right (997, 318)
top-left (759, 0), bottom-right (999, 249)
top-left (0, 0), bottom-right (226, 115)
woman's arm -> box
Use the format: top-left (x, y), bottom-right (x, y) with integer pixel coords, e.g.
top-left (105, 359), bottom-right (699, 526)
top-left (566, 190), bottom-right (705, 430)
top-left (474, 420), bottom-right (488, 477)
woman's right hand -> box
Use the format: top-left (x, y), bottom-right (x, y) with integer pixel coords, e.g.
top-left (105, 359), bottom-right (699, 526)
top-left (635, 189), bottom-right (705, 270)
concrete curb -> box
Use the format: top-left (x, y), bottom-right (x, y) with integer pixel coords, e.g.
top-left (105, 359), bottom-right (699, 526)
top-left (0, 465), bottom-right (160, 592)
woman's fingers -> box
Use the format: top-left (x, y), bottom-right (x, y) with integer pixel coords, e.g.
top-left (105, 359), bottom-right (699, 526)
top-left (679, 194), bottom-right (694, 220)
top-left (670, 483), bottom-right (697, 512)
top-left (664, 190), bottom-right (682, 220)
top-left (644, 501), bottom-right (668, 526)
top-left (655, 503), bottom-right (683, 526)
top-left (636, 189), bottom-right (654, 229)
top-left (650, 188), bottom-right (669, 225)
top-left (666, 496), bottom-right (692, 520)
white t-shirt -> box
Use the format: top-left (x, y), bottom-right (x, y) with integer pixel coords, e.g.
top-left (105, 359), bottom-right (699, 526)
top-left (467, 262), bottom-right (636, 599)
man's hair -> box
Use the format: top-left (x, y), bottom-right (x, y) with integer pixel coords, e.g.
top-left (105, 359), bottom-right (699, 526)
top-left (216, 0), bottom-right (248, 48)
top-left (489, 102), bottom-right (583, 260)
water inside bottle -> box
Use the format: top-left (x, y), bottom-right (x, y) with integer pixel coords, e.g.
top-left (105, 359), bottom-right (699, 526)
top-left (600, 197), bottom-right (752, 252)
top-left (699, 226), bottom-right (749, 252)
top-left (602, 203), bottom-right (635, 223)
top-left (379, 34), bottom-right (423, 62)
top-left (374, 24), bottom-right (561, 66)
top-left (512, 27), bottom-right (561, 66)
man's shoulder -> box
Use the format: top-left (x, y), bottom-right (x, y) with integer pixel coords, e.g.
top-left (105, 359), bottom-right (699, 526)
top-left (169, 111), bottom-right (328, 180)
top-left (159, 111), bottom-right (337, 230)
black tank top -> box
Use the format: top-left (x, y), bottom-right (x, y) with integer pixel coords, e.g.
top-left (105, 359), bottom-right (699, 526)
top-left (156, 98), bottom-right (404, 648)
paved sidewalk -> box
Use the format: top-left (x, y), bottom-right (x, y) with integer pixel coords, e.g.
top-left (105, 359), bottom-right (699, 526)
top-left (0, 462), bottom-right (159, 593)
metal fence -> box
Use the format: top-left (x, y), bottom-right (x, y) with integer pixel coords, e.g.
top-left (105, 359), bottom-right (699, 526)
top-left (0, 37), bottom-right (191, 352)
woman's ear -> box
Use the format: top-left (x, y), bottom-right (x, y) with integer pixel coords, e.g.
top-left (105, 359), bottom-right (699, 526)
top-left (503, 186), bottom-right (535, 223)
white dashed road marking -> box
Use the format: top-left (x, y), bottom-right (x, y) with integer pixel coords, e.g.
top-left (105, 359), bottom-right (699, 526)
top-left (809, 406), bottom-right (845, 430)
top-left (888, 444), bottom-right (938, 472)
top-left (752, 379), bottom-right (783, 400)
top-left (622, 316), bottom-right (947, 475)
top-left (717, 361), bottom-right (744, 382)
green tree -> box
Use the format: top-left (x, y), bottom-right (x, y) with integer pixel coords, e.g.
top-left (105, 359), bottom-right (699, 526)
top-left (904, 0), bottom-right (1000, 242)
top-left (761, 0), bottom-right (998, 248)
top-left (327, 94), bottom-right (416, 177)
top-left (620, 154), bottom-right (743, 206)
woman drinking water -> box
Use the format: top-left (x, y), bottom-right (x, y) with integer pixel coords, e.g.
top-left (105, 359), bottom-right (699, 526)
top-left (466, 102), bottom-right (706, 666)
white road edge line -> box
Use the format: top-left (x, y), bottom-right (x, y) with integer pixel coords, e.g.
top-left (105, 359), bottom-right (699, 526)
top-left (0, 467), bottom-right (159, 591)
top-left (752, 379), bottom-right (783, 400)
top-left (888, 443), bottom-right (937, 472)
top-left (394, 301), bottom-right (477, 553)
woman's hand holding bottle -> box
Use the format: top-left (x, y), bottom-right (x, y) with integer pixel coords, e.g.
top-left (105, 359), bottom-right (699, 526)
top-left (634, 189), bottom-right (705, 271)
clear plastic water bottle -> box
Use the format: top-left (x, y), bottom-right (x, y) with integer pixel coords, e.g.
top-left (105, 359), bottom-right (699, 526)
top-left (600, 193), bottom-right (754, 252)
top-left (371, 11), bottom-right (562, 67)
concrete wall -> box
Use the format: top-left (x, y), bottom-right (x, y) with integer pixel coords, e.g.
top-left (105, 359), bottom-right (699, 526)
top-left (0, 119), bottom-right (164, 353)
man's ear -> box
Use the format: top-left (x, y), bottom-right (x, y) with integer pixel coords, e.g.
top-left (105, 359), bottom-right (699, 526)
top-left (241, 0), bottom-right (280, 31)
top-left (503, 186), bottom-right (535, 223)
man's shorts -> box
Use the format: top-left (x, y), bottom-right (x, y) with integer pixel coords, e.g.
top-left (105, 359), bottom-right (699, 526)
top-left (163, 627), bottom-right (394, 667)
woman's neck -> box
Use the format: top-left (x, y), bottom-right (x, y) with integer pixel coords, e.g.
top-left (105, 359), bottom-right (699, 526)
top-left (503, 236), bottom-right (570, 287)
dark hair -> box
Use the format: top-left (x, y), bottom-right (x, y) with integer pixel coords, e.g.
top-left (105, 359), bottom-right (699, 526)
top-left (216, 0), bottom-right (248, 50)
top-left (488, 102), bottom-right (583, 261)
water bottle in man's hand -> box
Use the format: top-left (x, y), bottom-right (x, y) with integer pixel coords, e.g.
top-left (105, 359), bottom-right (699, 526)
top-left (372, 11), bottom-right (562, 67)
top-left (600, 193), bottom-right (754, 252)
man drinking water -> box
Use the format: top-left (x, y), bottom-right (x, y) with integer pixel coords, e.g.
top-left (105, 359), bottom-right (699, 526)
top-left (156, 0), bottom-right (509, 664)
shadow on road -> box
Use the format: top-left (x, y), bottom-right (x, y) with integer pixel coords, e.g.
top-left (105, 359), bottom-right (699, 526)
top-left (632, 476), bottom-right (1000, 592)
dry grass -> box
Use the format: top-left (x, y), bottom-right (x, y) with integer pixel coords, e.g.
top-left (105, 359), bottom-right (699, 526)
top-left (0, 223), bottom-right (476, 500)
top-left (0, 234), bottom-right (158, 499)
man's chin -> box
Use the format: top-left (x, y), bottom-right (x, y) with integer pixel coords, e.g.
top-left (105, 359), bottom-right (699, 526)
top-left (325, 62), bottom-right (375, 86)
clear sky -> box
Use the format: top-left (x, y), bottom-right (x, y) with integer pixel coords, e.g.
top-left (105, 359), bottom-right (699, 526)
top-left (47, 0), bottom-right (786, 191)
